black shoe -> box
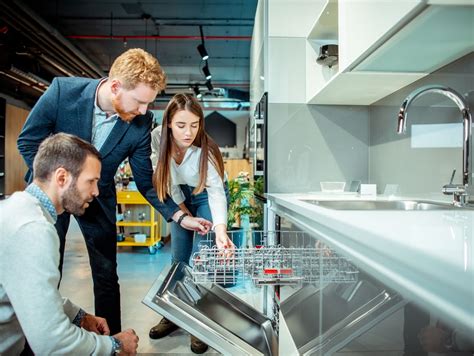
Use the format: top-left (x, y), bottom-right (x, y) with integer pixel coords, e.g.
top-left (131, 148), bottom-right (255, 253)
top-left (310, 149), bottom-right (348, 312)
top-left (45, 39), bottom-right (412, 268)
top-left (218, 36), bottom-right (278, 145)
top-left (190, 335), bottom-right (209, 354)
top-left (149, 318), bottom-right (179, 339)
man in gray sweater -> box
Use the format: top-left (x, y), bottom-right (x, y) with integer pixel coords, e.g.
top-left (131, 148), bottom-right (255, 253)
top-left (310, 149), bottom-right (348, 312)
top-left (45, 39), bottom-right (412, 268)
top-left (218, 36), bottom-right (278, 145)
top-left (0, 133), bottom-right (138, 355)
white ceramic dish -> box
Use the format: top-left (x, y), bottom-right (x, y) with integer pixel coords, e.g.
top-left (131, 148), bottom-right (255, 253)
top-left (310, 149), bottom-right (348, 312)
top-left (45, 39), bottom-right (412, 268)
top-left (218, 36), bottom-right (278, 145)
top-left (320, 181), bottom-right (346, 193)
top-left (134, 233), bottom-right (147, 243)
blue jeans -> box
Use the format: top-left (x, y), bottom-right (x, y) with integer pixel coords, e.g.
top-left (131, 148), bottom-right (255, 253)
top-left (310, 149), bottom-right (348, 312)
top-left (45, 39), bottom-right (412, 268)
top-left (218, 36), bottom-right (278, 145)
top-left (171, 184), bottom-right (229, 264)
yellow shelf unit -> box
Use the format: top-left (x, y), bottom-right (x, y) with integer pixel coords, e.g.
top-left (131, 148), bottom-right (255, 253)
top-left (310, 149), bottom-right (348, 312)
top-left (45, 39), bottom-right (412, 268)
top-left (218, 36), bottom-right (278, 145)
top-left (117, 221), bottom-right (156, 227)
top-left (116, 189), bottom-right (161, 254)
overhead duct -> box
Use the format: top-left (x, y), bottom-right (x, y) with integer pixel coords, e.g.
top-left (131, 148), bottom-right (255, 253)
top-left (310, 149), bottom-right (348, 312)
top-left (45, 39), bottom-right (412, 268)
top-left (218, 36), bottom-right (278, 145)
top-left (0, 0), bottom-right (103, 79)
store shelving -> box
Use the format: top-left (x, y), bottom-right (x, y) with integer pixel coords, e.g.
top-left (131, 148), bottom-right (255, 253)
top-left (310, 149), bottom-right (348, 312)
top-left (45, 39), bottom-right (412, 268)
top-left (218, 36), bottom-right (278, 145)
top-left (116, 189), bottom-right (162, 254)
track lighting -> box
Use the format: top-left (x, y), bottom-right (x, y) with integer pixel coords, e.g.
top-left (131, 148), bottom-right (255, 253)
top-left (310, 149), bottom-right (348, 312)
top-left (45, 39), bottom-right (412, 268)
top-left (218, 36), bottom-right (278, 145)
top-left (193, 85), bottom-right (202, 99)
top-left (197, 44), bottom-right (209, 61)
top-left (197, 25), bottom-right (209, 61)
top-left (205, 80), bottom-right (213, 91)
top-left (202, 64), bottom-right (212, 80)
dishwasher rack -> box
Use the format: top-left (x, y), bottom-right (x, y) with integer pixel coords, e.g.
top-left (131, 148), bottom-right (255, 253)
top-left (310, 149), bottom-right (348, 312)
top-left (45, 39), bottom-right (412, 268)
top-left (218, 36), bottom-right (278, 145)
top-left (191, 230), bottom-right (359, 286)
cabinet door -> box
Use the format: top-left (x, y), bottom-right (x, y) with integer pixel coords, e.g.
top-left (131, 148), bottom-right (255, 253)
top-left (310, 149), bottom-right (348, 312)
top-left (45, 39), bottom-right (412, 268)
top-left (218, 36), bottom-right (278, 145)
top-left (338, 0), bottom-right (423, 71)
top-left (224, 159), bottom-right (252, 181)
top-left (5, 104), bottom-right (29, 195)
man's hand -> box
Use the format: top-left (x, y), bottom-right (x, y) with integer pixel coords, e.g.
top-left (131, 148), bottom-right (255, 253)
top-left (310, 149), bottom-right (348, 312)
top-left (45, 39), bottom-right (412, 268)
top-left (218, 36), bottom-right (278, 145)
top-left (114, 329), bottom-right (139, 355)
top-left (182, 216), bottom-right (212, 235)
top-left (80, 313), bottom-right (110, 335)
top-left (178, 203), bottom-right (193, 217)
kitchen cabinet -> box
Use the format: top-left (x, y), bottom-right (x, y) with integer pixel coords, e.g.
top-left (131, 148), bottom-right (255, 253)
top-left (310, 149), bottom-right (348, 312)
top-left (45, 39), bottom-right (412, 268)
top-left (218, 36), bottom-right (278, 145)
top-left (4, 103), bottom-right (29, 195)
top-left (306, 0), bottom-right (474, 105)
top-left (266, 193), bottom-right (474, 354)
top-left (250, 0), bottom-right (266, 109)
top-left (143, 191), bottom-right (472, 354)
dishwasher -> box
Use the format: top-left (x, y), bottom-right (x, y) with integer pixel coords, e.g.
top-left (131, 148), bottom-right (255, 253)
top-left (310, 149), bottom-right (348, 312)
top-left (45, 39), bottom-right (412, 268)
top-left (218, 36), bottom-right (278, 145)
top-left (143, 230), bottom-right (406, 355)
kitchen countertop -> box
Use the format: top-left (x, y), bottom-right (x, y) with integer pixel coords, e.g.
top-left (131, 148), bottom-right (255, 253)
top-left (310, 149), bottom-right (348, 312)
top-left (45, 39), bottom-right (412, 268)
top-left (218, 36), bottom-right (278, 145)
top-left (266, 193), bottom-right (474, 334)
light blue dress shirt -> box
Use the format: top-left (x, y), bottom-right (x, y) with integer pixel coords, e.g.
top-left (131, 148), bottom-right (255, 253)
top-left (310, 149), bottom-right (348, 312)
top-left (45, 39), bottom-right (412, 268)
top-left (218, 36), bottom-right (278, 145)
top-left (25, 183), bottom-right (57, 222)
top-left (91, 81), bottom-right (118, 151)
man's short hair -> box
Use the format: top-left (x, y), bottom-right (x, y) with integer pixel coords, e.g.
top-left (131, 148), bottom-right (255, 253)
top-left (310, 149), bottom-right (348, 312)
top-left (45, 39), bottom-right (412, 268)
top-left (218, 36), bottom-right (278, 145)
top-left (33, 133), bottom-right (101, 182)
top-left (109, 48), bottom-right (166, 92)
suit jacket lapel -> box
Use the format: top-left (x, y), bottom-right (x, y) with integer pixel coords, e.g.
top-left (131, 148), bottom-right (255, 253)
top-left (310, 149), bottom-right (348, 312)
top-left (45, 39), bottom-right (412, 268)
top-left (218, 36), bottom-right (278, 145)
top-left (99, 118), bottom-right (131, 158)
top-left (75, 79), bottom-right (101, 142)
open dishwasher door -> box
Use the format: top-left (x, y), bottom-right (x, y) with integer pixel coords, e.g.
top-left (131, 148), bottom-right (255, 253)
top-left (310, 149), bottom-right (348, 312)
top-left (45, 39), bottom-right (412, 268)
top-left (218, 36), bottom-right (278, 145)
top-left (143, 262), bottom-right (278, 356)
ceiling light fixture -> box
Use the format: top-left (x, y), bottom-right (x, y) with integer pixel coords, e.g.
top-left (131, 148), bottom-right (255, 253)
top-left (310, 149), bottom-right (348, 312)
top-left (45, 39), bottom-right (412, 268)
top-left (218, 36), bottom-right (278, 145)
top-left (202, 63), bottom-right (212, 80)
top-left (197, 44), bottom-right (209, 61)
top-left (196, 25), bottom-right (209, 60)
top-left (193, 85), bottom-right (202, 99)
top-left (205, 80), bottom-right (213, 91)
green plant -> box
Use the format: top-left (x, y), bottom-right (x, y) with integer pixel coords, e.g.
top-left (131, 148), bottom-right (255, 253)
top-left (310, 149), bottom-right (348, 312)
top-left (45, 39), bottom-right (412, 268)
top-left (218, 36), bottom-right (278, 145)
top-left (250, 176), bottom-right (264, 228)
top-left (226, 174), bottom-right (265, 230)
top-left (254, 176), bottom-right (264, 196)
top-left (227, 174), bottom-right (255, 229)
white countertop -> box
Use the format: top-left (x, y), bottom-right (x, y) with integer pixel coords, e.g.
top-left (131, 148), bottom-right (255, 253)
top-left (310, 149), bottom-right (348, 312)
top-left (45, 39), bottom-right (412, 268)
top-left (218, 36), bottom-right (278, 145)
top-left (267, 193), bottom-right (474, 334)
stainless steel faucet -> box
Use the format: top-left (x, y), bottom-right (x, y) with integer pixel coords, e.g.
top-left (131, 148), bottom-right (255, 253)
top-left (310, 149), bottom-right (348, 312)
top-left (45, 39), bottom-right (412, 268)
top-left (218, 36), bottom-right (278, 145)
top-left (397, 84), bottom-right (472, 206)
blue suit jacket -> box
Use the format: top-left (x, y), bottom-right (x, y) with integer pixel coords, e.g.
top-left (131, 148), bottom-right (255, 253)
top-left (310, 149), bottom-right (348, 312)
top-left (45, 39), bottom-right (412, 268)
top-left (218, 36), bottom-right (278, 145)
top-left (17, 77), bottom-right (179, 224)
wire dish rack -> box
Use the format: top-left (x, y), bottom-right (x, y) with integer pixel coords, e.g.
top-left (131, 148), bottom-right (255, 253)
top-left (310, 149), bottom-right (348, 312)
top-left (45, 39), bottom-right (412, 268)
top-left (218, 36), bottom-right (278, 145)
top-left (191, 230), bottom-right (359, 287)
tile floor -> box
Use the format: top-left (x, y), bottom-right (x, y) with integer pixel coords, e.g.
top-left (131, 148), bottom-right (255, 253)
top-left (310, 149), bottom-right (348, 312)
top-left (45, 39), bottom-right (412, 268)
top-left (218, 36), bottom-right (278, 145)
top-left (59, 219), bottom-right (262, 355)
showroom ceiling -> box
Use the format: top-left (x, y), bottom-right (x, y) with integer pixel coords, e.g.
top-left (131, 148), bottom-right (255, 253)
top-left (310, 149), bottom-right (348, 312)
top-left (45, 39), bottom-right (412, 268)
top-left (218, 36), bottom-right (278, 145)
top-left (0, 0), bottom-right (257, 109)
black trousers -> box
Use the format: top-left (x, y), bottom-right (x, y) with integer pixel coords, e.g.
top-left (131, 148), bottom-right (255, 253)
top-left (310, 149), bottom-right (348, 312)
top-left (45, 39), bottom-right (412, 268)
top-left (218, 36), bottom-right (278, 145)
top-left (56, 200), bottom-right (121, 334)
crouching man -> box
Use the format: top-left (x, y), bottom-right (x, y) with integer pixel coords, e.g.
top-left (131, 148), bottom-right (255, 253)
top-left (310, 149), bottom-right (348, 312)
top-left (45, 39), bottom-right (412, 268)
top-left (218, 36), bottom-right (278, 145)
top-left (0, 133), bottom-right (138, 355)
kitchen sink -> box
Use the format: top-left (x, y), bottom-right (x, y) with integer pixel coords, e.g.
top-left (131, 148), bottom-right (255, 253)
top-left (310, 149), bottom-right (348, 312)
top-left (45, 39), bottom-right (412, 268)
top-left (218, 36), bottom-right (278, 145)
top-left (301, 199), bottom-right (473, 211)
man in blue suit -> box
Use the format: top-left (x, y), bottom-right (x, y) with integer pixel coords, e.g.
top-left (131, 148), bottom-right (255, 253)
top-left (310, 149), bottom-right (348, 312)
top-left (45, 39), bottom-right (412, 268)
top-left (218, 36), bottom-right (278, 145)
top-left (17, 48), bottom-right (211, 334)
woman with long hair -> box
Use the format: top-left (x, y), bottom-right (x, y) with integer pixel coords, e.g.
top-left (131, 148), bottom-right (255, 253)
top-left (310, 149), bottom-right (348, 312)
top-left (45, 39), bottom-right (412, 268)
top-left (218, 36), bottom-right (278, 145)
top-left (149, 93), bottom-right (234, 354)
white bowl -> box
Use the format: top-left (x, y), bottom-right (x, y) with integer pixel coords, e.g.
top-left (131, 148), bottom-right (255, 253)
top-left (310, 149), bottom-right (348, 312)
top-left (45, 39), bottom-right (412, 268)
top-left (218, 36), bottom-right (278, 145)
top-left (320, 181), bottom-right (346, 193)
top-left (134, 234), bottom-right (147, 243)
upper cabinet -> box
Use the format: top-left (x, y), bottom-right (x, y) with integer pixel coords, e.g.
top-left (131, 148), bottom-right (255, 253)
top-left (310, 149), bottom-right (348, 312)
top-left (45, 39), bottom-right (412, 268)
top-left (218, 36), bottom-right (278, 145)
top-left (250, 0), bottom-right (267, 111)
top-left (306, 0), bottom-right (474, 105)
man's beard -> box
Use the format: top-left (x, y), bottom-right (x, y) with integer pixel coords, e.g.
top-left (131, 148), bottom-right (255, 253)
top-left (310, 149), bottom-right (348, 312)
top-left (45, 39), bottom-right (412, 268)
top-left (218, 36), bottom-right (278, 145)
top-left (112, 94), bottom-right (140, 123)
top-left (62, 182), bottom-right (90, 216)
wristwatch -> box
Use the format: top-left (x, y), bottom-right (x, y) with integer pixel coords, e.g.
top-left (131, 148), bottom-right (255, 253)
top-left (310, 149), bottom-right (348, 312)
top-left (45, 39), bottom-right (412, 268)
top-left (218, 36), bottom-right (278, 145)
top-left (110, 336), bottom-right (122, 355)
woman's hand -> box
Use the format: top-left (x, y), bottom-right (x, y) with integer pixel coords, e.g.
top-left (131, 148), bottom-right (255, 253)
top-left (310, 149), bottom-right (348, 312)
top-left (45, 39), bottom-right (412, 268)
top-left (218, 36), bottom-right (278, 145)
top-left (173, 210), bottom-right (211, 235)
top-left (214, 224), bottom-right (235, 259)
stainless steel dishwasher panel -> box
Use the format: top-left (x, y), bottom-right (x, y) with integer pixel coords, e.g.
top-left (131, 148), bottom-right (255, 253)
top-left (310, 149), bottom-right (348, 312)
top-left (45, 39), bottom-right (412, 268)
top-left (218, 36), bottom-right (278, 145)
top-left (280, 280), bottom-right (406, 355)
top-left (143, 262), bottom-right (278, 356)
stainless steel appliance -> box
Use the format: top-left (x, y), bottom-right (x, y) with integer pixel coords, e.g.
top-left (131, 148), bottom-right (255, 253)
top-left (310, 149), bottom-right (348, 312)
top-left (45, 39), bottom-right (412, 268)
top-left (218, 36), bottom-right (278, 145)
top-left (143, 262), bottom-right (278, 356)
top-left (250, 92), bottom-right (267, 180)
top-left (279, 279), bottom-right (405, 355)
top-left (250, 93), bottom-right (268, 231)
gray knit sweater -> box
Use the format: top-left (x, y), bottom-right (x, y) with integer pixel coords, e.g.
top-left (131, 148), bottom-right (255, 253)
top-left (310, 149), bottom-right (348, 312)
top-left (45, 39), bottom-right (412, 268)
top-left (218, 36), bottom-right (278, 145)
top-left (0, 191), bottom-right (112, 355)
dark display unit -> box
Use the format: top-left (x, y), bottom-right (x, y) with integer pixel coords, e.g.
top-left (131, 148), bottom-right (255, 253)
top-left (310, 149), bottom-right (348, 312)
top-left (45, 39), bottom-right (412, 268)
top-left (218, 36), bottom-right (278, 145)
top-left (0, 97), bottom-right (5, 199)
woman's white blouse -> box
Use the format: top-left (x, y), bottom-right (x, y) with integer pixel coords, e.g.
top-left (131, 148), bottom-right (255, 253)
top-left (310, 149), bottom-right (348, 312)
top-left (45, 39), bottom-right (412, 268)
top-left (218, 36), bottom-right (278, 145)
top-left (151, 126), bottom-right (227, 228)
